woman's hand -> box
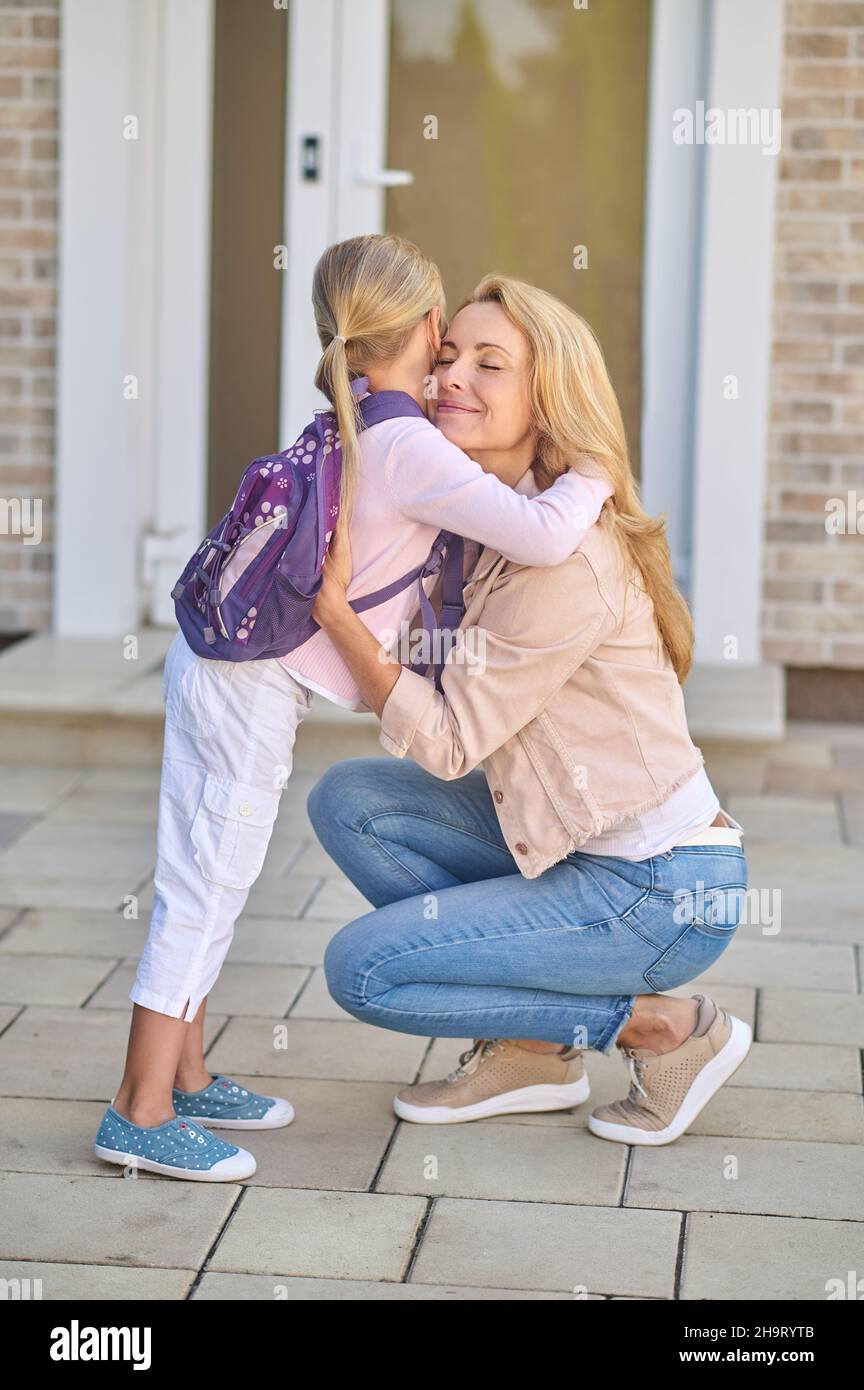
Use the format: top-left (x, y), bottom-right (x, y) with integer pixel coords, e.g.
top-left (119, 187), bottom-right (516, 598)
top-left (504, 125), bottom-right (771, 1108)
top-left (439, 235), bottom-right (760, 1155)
top-left (313, 524), bottom-right (353, 627)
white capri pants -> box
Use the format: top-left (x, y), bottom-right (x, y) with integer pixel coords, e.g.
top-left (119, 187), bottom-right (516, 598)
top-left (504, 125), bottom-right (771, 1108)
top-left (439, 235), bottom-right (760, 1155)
top-left (130, 631), bottom-right (313, 1023)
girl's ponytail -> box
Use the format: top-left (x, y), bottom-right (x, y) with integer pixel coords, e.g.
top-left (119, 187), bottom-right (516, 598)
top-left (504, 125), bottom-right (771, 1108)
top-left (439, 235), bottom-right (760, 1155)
top-left (313, 333), bottom-right (363, 523)
top-left (311, 234), bottom-right (446, 526)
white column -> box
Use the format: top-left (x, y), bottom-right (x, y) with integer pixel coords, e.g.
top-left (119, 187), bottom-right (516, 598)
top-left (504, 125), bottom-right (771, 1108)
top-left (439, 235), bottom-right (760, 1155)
top-left (689, 0), bottom-right (784, 668)
top-left (55, 0), bottom-right (213, 636)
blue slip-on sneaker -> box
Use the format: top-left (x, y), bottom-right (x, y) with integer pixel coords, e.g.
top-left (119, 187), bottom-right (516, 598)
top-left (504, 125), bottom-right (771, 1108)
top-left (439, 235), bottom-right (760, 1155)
top-left (172, 1074), bottom-right (295, 1130)
top-left (94, 1105), bottom-right (256, 1181)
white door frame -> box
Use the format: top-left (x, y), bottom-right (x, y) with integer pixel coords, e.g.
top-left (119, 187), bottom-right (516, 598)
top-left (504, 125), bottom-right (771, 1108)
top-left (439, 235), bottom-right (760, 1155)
top-left (280, 0), bottom-right (411, 438)
top-left (56, 0), bottom-right (214, 635)
top-left (642, 0), bottom-right (784, 673)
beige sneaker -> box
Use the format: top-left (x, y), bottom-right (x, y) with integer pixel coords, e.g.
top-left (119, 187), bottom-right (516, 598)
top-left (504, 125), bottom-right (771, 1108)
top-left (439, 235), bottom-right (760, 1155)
top-left (588, 994), bottom-right (752, 1146)
top-left (393, 1038), bottom-right (590, 1124)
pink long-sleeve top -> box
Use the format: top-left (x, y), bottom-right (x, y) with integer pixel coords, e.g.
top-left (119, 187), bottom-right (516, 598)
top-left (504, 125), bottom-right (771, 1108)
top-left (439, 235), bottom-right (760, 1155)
top-left (282, 409), bottom-right (613, 710)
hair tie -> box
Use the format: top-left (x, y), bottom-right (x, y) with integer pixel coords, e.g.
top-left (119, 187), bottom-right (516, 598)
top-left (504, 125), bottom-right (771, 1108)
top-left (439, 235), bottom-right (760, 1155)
top-left (333, 334), bottom-right (347, 344)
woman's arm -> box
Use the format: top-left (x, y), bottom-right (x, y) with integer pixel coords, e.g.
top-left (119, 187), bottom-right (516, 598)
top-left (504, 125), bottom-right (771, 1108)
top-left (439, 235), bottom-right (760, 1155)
top-left (382, 416), bottom-right (613, 567)
top-left (313, 525), bottom-right (617, 775)
top-left (313, 527), bottom-right (403, 718)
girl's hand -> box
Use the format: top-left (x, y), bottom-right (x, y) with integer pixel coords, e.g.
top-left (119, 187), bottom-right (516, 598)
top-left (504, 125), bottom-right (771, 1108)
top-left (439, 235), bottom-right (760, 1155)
top-left (313, 524), bottom-right (353, 626)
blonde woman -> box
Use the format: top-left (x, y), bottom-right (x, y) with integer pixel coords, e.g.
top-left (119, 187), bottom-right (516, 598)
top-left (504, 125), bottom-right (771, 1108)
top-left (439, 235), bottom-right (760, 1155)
top-left (309, 275), bottom-right (751, 1146)
top-left (95, 240), bottom-right (610, 1182)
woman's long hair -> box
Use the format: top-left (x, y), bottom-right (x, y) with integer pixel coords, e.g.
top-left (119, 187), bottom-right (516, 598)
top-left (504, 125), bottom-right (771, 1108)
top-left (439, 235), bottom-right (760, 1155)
top-left (312, 233), bottom-right (446, 523)
top-left (461, 274), bottom-right (695, 682)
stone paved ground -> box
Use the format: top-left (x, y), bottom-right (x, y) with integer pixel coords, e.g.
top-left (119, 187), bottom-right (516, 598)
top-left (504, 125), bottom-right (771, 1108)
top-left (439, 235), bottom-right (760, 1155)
top-left (0, 720), bottom-right (862, 1300)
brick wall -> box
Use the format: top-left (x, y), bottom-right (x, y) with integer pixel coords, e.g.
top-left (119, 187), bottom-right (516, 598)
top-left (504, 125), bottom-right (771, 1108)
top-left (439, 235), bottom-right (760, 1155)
top-left (764, 0), bottom-right (864, 668)
top-left (0, 0), bottom-right (57, 634)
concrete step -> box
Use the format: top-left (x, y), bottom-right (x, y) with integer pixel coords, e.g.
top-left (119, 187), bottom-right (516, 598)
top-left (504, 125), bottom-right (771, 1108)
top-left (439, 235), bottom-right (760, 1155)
top-left (0, 631), bottom-right (381, 767)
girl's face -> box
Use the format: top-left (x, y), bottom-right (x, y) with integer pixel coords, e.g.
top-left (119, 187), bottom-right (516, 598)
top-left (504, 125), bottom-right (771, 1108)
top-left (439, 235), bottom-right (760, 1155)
top-left (433, 302), bottom-right (537, 462)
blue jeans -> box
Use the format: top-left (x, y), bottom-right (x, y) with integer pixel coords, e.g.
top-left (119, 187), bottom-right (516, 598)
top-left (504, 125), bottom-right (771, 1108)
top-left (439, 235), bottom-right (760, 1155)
top-left (308, 758), bottom-right (748, 1055)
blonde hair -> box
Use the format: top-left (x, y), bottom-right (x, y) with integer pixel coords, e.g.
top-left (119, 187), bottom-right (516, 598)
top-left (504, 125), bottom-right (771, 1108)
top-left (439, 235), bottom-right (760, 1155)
top-left (312, 234), bottom-right (446, 522)
top-left (462, 274), bottom-right (694, 682)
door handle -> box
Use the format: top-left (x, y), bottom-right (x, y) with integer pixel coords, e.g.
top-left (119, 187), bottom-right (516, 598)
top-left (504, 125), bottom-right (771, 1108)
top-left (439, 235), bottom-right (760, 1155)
top-left (354, 167), bottom-right (414, 188)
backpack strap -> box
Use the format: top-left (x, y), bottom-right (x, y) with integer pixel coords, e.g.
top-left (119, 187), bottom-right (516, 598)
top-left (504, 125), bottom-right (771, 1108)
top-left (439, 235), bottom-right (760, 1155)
top-left (357, 388), bottom-right (427, 428)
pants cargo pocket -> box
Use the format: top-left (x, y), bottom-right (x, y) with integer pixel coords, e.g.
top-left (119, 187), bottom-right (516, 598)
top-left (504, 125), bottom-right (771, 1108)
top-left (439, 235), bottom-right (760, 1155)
top-left (166, 645), bottom-right (236, 739)
top-left (190, 771), bottom-right (282, 890)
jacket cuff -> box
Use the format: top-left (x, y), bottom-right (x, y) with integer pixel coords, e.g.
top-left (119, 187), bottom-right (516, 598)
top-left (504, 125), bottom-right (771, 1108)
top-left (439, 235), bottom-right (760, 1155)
top-left (379, 666), bottom-right (438, 758)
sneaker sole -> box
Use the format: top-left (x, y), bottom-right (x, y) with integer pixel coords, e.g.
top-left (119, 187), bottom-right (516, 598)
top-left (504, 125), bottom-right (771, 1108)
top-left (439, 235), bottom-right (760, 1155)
top-left (393, 1075), bottom-right (591, 1124)
top-left (587, 1013), bottom-right (753, 1147)
top-left (199, 1102), bottom-right (294, 1131)
top-left (94, 1144), bottom-right (257, 1181)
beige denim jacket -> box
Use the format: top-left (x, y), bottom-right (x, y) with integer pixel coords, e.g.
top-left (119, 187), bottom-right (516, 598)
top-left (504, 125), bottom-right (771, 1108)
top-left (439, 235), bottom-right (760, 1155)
top-left (379, 517), bottom-right (705, 880)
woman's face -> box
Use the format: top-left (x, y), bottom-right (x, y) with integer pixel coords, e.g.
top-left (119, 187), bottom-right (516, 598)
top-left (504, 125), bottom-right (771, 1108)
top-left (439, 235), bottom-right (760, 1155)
top-left (432, 302), bottom-right (537, 467)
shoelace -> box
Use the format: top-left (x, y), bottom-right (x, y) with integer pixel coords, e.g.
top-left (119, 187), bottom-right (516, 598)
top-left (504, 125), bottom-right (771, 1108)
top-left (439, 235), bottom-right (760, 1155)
top-left (445, 1038), bottom-right (504, 1083)
top-left (622, 1048), bottom-right (649, 1099)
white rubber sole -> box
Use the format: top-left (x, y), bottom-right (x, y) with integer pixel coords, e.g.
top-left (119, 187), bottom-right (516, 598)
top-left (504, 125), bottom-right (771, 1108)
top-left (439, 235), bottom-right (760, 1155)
top-left (587, 1014), bottom-right (753, 1146)
top-left (393, 1074), bottom-right (591, 1125)
top-left (94, 1143), bottom-right (257, 1181)
top-left (192, 1097), bottom-right (295, 1130)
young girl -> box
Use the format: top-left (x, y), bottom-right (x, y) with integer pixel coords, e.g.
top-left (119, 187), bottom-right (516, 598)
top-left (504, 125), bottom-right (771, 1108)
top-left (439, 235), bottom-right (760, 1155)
top-left (95, 234), bottom-right (612, 1182)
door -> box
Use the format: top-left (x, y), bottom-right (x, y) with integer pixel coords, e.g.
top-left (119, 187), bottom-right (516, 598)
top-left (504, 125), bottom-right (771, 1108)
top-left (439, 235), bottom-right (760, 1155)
top-left (282, 0), bottom-right (650, 469)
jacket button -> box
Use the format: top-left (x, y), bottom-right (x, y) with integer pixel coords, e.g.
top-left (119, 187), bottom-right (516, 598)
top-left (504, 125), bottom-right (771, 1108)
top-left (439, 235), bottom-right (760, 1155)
top-left (238, 801), bottom-right (252, 816)
top-left (493, 790), bottom-right (504, 803)
top-left (515, 841), bottom-right (528, 854)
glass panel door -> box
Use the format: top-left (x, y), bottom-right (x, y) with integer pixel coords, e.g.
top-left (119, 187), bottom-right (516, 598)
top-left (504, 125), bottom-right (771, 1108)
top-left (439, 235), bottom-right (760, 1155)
top-left (385, 0), bottom-right (651, 470)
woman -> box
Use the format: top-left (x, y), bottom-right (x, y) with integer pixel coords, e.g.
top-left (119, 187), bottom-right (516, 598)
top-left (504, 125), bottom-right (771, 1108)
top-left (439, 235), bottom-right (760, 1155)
top-left (308, 274), bottom-right (751, 1147)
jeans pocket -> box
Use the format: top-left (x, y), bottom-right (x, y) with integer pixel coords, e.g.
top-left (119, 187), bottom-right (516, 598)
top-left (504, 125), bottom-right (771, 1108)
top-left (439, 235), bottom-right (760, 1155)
top-left (190, 772), bottom-right (281, 890)
top-left (643, 886), bottom-right (744, 991)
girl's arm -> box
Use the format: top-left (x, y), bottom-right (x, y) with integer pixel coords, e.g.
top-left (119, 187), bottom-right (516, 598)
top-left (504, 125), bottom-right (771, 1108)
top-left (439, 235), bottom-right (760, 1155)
top-left (383, 416), bottom-right (613, 566)
top-left (312, 525), bottom-right (616, 776)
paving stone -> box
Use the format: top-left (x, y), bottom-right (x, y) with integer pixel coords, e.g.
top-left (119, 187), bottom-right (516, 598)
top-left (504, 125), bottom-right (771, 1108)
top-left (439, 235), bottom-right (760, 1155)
top-left (286, 839), bottom-right (343, 878)
top-left (0, 813), bottom-right (33, 849)
top-left (209, 1187), bottom-right (425, 1281)
top-left (0, 908), bottom-right (148, 957)
top-left (727, 1040), bottom-right (862, 1093)
top-left (0, 1006), bottom-right (226, 1100)
top-left (377, 1120), bottom-right (625, 1205)
top-left (206, 1016), bottom-right (428, 1084)
top-left (411, 1198), bottom-right (681, 1298)
top-left (229, 1077), bottom-right (398, 1190)
top-left (766, 765), bottom-right (864, 795)
top-left (0, 818), bottom-right (156, 881)
top-left (193, 1272), bottom-right (577, 1299)
top-left (288, 966), bottom-right (354, 1021)
top-left (46, 787), bottom-right (159, 824)
top-left (0, 1260), bottom-right (195, 1300)
top-left (695, 939), bottom-right (856, 991)
top-left (302, 876), bottom-right (372, 923)
top-left (726, 794), bottom-right (842, 844)
top-left (688, 1086), bottom-right (864, 1143)
top-left (0, 1170), bottom-right (238, 1267)
top-left (840, 793), bottom-right (864, 846)
top-left (0, 766), bottom-right (83, 814)
top-left (0, 876), bottom-right (144, 912)
top-left (627, 1136), bottom-right (864, 1220)
top-left (759, 988), bottom-right (864, 1046)
top-left (230, 916), bottom-right (337, 967)
top-left (753, 902), bottom-right (864, 946)
top-left (0, 953), bottom-right (116, 1007)
top-left (89, 960), bottom-right (309, 1019)
top-left (682, 1212), bottom-right (864, 1300)
top-left (745, 841), bottom-right (862, 914)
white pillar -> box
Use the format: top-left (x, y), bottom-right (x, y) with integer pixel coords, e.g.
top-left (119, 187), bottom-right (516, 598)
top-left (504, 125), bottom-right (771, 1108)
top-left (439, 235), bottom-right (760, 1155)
top-left (55, 0), bottom-right (213, 636)
top-left (689, 0), bottom-right (784, 668)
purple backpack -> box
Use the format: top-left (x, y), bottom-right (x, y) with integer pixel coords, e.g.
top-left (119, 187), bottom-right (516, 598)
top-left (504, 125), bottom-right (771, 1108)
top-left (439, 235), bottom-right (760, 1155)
top-left (171, 380), bottom-right (465, 688)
